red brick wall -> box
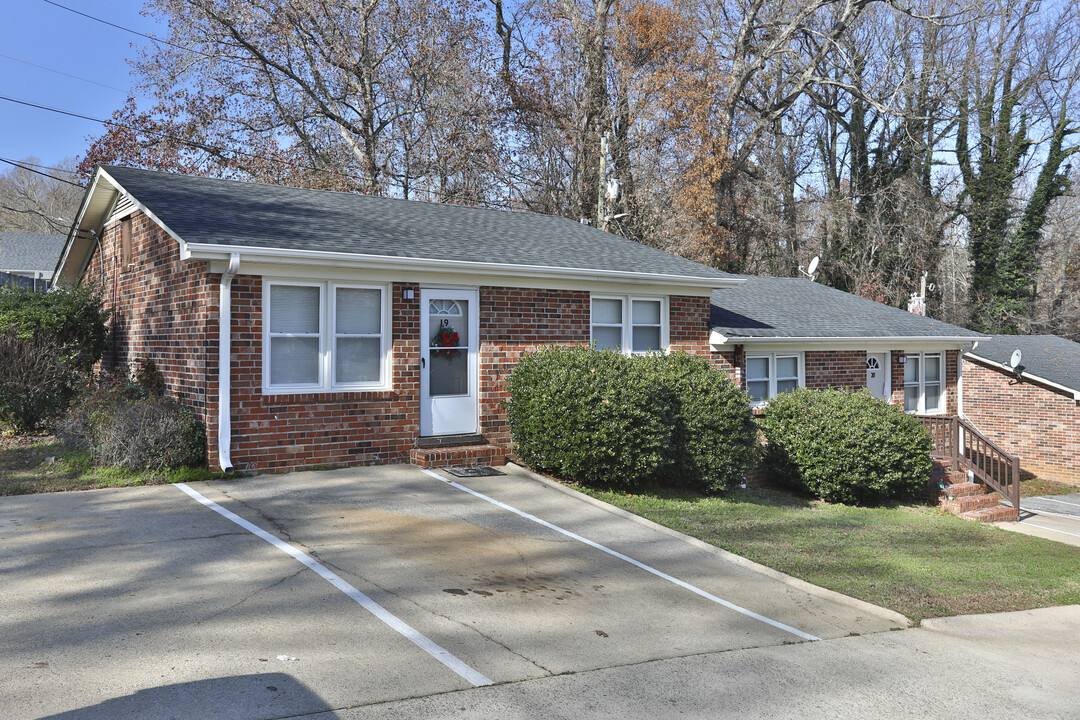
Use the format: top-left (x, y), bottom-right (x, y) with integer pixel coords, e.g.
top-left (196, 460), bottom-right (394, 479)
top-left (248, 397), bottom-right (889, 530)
top-left (963, 358), bottom-right (1080, 484)
top-left (669, 295), bottom-right (740, 383)
top-left (84, 211), bottom-right (215, 428)
top-left (478, 286), bottom-right (590, 447)
top-left (219, 278), bottom-right (422, 472)
top-left (805, 350), bottom-right (866, 389)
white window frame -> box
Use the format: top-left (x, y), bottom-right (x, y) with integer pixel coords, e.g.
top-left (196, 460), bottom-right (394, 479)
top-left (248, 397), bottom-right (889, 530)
top-left (745, 353), bottom-right (804, 406)
top-left (589, 294), bottom-right (669, 355)
top-left (904, 351), bottom-right (945, 415)
top-left (263, 279), bottom-right (391, 394)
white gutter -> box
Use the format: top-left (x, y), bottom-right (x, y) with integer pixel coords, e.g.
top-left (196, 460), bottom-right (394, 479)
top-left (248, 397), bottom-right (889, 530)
top-left (710, 330), bottom-right (986, 349)
top-left (964, 352), bottom-right (1080, 403)
top-left (185, 243), bottom-right (742, 290)
top-left (217, 253), bottom-right (240, 471)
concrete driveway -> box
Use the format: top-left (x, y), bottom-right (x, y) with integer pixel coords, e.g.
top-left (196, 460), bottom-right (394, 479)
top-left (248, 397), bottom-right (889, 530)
top-left (0, 462), bottom-right (903, 719)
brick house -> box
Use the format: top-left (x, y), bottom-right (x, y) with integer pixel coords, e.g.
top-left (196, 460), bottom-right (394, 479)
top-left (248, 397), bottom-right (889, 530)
top-left (709, 276), bottom-right (983, 415)
top-left (55, 166), bottom-right (983, 474)
top-left (963, 335), bottom-right (1080, 485)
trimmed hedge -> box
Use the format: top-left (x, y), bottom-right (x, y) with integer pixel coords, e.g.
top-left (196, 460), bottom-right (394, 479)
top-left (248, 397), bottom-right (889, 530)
top-left (757, 387), bottom-right (933, 505)
top-left (504, 347), bottom-right (758, 491)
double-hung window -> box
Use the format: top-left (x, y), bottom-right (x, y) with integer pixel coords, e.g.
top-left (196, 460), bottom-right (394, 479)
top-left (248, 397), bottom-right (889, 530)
top-left (903, 352), bottom-right (943, 414)
top-left (265, 280), bottom-right (388, 392)
top-left (590, 296), bottom-right (667, 354)
top-left (745, 354), bottom-right (802, 404)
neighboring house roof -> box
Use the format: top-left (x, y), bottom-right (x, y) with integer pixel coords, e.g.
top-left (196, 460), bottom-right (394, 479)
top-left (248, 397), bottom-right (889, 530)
top-left (0, 231), bottom-right (67, 274)
top-left (56, 166), bottom-right (738, 289)
top-left (966, 334), bottom-right (1080, 399)
top-left (709, 275), bottom-right (985, 346)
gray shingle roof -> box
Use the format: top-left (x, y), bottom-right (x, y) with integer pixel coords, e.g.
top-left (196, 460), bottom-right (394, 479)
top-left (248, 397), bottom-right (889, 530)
top-left (967, 335), bottom-right (1080, 394)
top-left (0, 232), bottom-right (67, 274)
top-left (710, 275), bottom-right (982, 339)
top-left (103, 166), bottom-right (733, 281)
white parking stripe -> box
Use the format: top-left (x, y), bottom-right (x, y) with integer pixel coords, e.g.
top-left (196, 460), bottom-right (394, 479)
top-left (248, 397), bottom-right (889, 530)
top-left (419, 469), bottom-right (820, 642)
top-left (175, 483), bottom-right (494, 688)
top-left (1021, 521), bottom-right (1080, 540)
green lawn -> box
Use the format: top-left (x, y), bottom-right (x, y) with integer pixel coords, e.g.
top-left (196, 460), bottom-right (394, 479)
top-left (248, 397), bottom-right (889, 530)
top-left (579, 483), bottom-right (1080, 622)
top-left (0, 435), bottom-right (218, 495)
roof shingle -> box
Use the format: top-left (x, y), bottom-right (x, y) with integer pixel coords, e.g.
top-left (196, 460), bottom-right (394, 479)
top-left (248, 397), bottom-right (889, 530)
top-left (967, 335), bottom-right (1080, 394)
top-left (0, 232), bottom-right (67, 274)
top-left (103, 166), bottom-right (733, 281)
top-left (710, 275), bottom-right (981, 340)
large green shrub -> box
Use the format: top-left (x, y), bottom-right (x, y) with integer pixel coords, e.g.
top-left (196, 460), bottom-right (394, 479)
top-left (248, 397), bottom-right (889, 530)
top-left (59, 378), bottom-right (206, 471)
top-left (648, 352), bottom-right (759, 492)
top-left (504, 347), bottom-right (757, 491)
top-left (505, 346), bottom-right (674, 488)
top-left (0, 284), bottom-right (109, 431)
top-left (757, 387), bottom-right (933, 505)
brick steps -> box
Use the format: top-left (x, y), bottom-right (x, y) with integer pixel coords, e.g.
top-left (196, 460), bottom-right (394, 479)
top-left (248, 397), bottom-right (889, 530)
top-left (937, 473), bottom-right (1018, 523)
top-left (409, 444), bottom-right (506, 469)
top-left (959, 504), bottom-right (1019, 523)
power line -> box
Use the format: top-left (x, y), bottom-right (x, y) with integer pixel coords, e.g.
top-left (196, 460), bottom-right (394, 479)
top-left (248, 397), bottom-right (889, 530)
top-left (0, 53), bottom-right (125, 92)
top-left (41, 0), bottom-right (218, 61)
top-left (0, 93), bottom-right (354, 185)
top-left (0, 157), bottom-right (83, 187)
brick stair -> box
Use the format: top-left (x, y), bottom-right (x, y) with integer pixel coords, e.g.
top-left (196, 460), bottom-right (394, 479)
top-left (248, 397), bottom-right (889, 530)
top-left (935, 463), bottom-right (1018, 522)
top-left (409, 439), bottom-right (506, 469)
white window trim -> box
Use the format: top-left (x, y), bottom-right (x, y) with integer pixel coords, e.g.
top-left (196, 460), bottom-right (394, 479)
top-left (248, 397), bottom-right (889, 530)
top-left (590, 294), bottom-right (669, 355)
top-left (904, 351), bottom-right (945, 415)
top-left (263, 279), bottom-right (391, 394)
top-left (745, 353), bottom-right (805, 407)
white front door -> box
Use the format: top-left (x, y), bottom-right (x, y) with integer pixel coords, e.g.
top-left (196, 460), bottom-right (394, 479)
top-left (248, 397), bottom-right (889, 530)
top-left (866, 352), bottom-right (888, 399)
top-left (420, 288), bottom-right (479, 436)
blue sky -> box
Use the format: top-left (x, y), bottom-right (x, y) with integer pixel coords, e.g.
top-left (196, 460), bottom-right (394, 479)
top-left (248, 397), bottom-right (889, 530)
top-left (0, 0), bottom-right (159, 167)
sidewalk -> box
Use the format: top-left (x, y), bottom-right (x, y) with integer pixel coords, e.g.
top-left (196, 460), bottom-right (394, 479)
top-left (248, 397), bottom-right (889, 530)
top-left (995, 493), bottom-right (1080, 547)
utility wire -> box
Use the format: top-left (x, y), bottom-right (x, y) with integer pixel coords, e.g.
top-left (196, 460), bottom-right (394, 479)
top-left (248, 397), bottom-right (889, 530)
top-left (41, 0), bottom-right (218, 60)
top-left (0, 157), bottom-right (83, 187)
top-left (0, 53), bottom-right (125, 92)
top-left (0, 93), bottom-right (354, 184)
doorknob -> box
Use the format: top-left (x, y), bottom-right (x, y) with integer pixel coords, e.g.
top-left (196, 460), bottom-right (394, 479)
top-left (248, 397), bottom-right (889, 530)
top-left (421, 357), bottom-right (426, 369)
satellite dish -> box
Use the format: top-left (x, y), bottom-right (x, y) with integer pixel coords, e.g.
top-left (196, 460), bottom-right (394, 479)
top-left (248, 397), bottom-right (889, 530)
top-left (1009, 348), bottom-right (1022, 369)
top-left (807, 256), bottom-right (820, 276)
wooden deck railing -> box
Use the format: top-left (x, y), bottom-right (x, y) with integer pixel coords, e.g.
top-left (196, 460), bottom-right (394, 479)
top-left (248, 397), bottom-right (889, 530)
top-left (918, 415), bottom-right (1020, 510)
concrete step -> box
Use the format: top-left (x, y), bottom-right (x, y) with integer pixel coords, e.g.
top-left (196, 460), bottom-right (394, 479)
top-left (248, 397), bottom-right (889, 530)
top-left (409, 444), bottom-right (506, 469)
top-left (941, 493), bottom-right (1001, 515)
top-left (960, 505), bottom-right (1020, 523)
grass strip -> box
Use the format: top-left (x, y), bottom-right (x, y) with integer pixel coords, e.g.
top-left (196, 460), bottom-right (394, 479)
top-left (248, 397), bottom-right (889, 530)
top-left (578, 484), bottom-right (1080, 622)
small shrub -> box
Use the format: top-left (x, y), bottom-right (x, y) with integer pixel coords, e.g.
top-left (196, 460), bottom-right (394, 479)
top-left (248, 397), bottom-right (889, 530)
top-left (0, 329), bottom-right (77, 431)
top-left (59, 379), bottom-right (206, 471)
top-left (0, 284), bottom-right (109, 431)
top-left (504, 346), bottom-right (674, 488)
top-left (648, 352), bottom-right (760, 492)
top-left (757, 387), bottom-right (933, 505)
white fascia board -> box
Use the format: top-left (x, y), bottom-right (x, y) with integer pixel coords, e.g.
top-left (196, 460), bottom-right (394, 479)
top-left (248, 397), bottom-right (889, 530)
top-left (98, 168), bottom-right (192, 259)
top-left (54, 170), bottom-right (106, 285)
top-left (964, 352), bottom-right (1080, 401)
top-left (710, 330), bottom-right (984, 352)
top-left (189, 243), bottom-right (743, 293)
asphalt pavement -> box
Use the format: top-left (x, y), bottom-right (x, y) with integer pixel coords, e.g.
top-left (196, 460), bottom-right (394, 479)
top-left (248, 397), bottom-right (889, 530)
top-left (1, 463), bottom-right (1077, 719)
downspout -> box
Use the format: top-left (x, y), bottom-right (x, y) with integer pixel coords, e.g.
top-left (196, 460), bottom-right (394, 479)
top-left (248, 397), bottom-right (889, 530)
top-left (217, 253), bottom-right (240, 471)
